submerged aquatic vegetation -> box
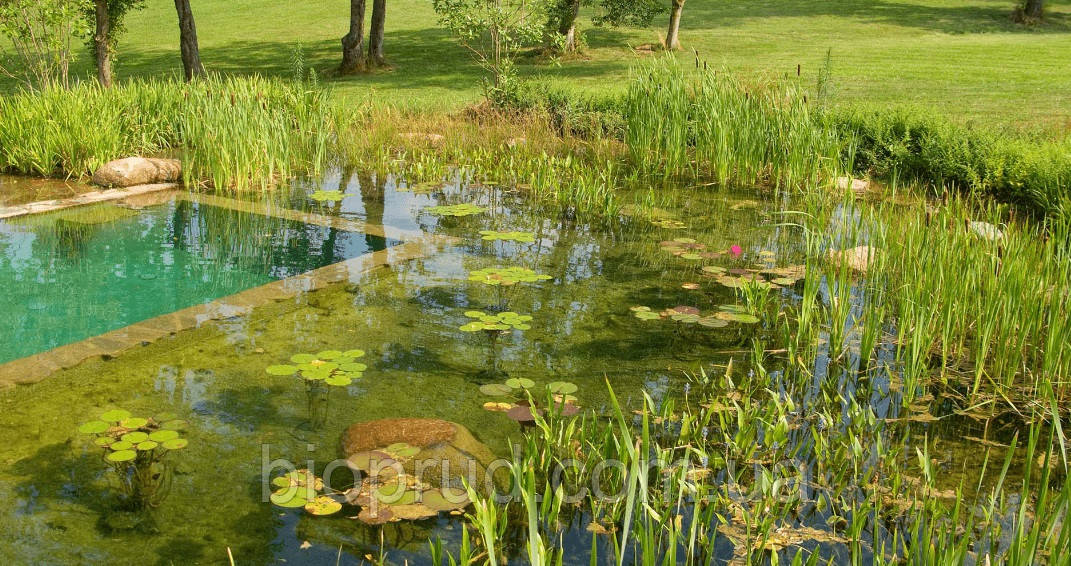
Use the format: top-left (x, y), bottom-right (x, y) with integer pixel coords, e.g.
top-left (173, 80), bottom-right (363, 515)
top-left (426, 203), bottom-right (487, 217)
top-left (78, 410), bottom-right (189, 509)
top-left (265, 349), bottom-right (367, 387)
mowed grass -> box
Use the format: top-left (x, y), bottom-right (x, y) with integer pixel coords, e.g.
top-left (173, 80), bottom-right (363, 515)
top-left (7, 0), bottom-right (1071, 131)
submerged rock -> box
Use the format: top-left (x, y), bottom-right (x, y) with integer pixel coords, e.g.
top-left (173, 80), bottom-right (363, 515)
top-left (341, 418), bottom-right (499, 489)
top-left (828, 245), bottom-right (880, 274)
top-left (92, 157), bottom-right (182, 188)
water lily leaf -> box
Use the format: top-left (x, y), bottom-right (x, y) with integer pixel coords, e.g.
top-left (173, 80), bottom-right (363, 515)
top-left (547, 382), bottom-right (579, 395)
top-left (505, 378), bottom-right (535, 389)
top-left (305, 495), bottom-right (342, 516)
top-left (701, 266), bottom-right (726, 275)
top-left (338, 362), bottom-right (367, 373)
top-left (479, 230), bottom-right (536, 242)
top-left (629, 306), bottom-right (651, 312)
top-left (94, 436), bottom-right (113, 447)
top-left (161, 438), bottom-right (189, 451)
top-left (271, 487), bottom-right (314, 508)
top-left (100, 410), bottom-right (131, 423)
top-left (316, 350), bottom-right (343, 360)
top-left (634, 310), bottom-right (662, 321)
top-left (697, 317), bottom-right (729, 328)
top-left (422, 488), bottom-right (470, 512)
top-left (426, 203), bottom-right (487, 217)
top-left (346, 450), bottom-right (393, 472)
top-left (109, 440), bottom-right (134, 451)
top-left (374, 484), bottom-right (419, 505)
top-left (479, 384), bottom-right (512, 396)
top-left (266, 364), bottom-right (298, 376)
top-left (121, 431), bottom-right (149, 444)
top-left (770, 278), bottom-right (797, 286)
top-left (309, 190), bottom-right (345, 203)
top-left (136, 441), bottom-right (158, 451)
top-left (106, 450), bottom-right (137, 463)
top-left (120, 417), bottom-right (148, 429)
top-left (716, 312), bottom-right (760, 324)
top-left (148, 429), bottom-right (179, 442)
top-left (507, 405), bottom-right (539, 422)
top-left (79, 421), bottom-right (109, 434)
top-left (324, 375), bottom-right (352, 387)
top-left (357, 507), bottom-right (394, 525)
top-left (464, 311), bottom-right (486, 318)
top-left (272, 476), bottom-right (292, 489)
top-left (290, 354), bottom-right (316, 364)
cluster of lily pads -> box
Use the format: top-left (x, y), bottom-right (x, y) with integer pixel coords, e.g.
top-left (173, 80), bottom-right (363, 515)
top-left (459, 311), bottom-right (533, 332)
top-left (479, 378), bottom-right (580, 422)
top-left (659, 238), bottom-right (806, 291)
top-left (344, 443), bottom-right (470, 524)
top-left (478, 230), bottom-right (536, 243)
top-left (426, 203), bottom-right (487, 217)
top-left (630, 304), bottom-right (759, 327)
top-left (468, 266), bottom-right (551, 287)
top-left (265, 349), bottom-right (367, 387)
top-left (398, 181), bottom-right (441, 194)
top-left (269, 469), bottom-right (342, 516)
top-left (309, 190), bottom-right (346, 203)
top-left (79, 409), bottom-right (190, 463)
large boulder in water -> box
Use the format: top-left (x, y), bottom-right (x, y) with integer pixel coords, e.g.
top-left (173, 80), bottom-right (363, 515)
top-left (341, 418), bottom-right (500, 490)
top-left (92, 157), bottom-right (182, 188)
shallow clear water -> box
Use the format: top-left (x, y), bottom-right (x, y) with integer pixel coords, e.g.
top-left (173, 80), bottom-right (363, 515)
top-left (0, 171), bottom-right (1011, 564)
top-left (0, 199), bottom-right (394, 363)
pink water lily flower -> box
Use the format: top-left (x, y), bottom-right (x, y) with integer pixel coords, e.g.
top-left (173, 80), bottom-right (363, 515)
top-left (729, 245), bottom-right (743, 257)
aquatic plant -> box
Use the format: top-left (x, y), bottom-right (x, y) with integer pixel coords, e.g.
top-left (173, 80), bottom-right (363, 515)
top-left (78, 410), bottom-right (189, 508)
top-left (479, 230), bottom-right (536, 242)
top-left (426, 203), bottom-right (487, 217)
top-left (269, 469), bottom-right (343, 516)
top-left (459, 311), bottom-right (532, 332)
top-left (398, 181), bottom-right (442, 194)
top-left (629, 305), bottom-right (757, 327)
top-left (479, 379), bottom-right (580, 423)
top-left (344, 444), bottom-right (470, 524)
top-left (467, 267), bottom-right (551, 287)
top-left (309, 190), bottom-right (345, 203)
top-left (265, 349), bottom-right (367, 387)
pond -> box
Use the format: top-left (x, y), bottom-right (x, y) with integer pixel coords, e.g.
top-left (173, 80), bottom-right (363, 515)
top-left (0, 169), bottom-right (1032, 564)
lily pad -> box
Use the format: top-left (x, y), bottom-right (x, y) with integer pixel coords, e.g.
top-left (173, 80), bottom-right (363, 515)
top-left (136, 441), bottom-right (159, 451)
top-left (479, 230), bottom-right (536, 243)
top-left (505, 378), bottom-right (535, 389)
top-left (109, 440), bottom-right (134, 451)
top-left (161, 438), bottom-right (189, 451)
top-left (271, 487), bottom-right (313, 508)
top-left (106, 450), bottom-right (137, 463)
top-left (305, 495), bottom-right (343, 516)
top-left (289, 353), bottom-right (316, 364)
top-left (468, 266), bottom-right (551, 286)
top-left (121, 431), bottom-right (149, 444)
top-left (100, 410), bottom-right (131, 423)
top-left (547, 381), bottom-right (578, 395)
top-left (266, 364), bottom-right (298, 376)
top-left (309, 190), bottom-right (345, 203)
top-left (120, 417), bottom-right (148, 429)
top-left (79, 421), bottom-right (109, 434)
top-left (149, 429), bottom-right (179, 442)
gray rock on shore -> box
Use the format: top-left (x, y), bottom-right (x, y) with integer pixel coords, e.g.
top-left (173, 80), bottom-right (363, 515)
top-left (92, 157), bottom-right (182, 188)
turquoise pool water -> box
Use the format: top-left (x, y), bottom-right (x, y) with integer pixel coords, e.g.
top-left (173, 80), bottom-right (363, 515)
top-left (0, 198), bottom-right (395, 364)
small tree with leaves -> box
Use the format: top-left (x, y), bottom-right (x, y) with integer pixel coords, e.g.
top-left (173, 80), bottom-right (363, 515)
top-left (0, 0), bottom-right (88, 90)
top-left (433, 0), bottom-right (551, 103)
top-left (546, 0), bottom-right (663, 52)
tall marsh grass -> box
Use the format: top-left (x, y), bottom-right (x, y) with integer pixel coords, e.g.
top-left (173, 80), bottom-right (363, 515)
top-left (0, 75), bottom-right (333, 190)
top-left (623, 58), bottom-right (844, 190)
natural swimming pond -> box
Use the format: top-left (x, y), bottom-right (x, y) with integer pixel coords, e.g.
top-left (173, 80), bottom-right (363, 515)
top-left (0, 197), bottom-right (396, 364)
top-left (0, 170), bottom-right (1057, 564)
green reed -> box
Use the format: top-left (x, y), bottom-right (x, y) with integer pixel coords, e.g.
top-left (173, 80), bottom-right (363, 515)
top-left (623, 57), bottom-right (844, 191)
top-left (0, 75), bottom-right (332, 191)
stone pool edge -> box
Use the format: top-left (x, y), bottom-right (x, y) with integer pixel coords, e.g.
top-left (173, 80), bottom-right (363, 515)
top-left (0, 183), bottom-right (180, 219)
top-left (0, 190), bottom-right (456, 389)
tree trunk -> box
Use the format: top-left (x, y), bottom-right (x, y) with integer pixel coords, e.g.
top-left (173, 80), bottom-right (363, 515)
top-left (174, 0), bottom-right (205, 81)
top-left (340, 0), bottom-right (367, 73)
top-left (666, 0), bottom-right (685, 51)
top-left (94, 0), bottom-right (112, 87)
top-left (557, 0), bottom-right (580, 52)
top-left (368, 0), bottom-right (386, 66)
top-left (1023, 0), bottom-right (1043, 19)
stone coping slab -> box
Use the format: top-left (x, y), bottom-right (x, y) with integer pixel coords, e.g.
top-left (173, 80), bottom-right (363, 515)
top-left (0, 183), bottom-right (180, 219)
top-left (0, 191), bottom-right (456, 389)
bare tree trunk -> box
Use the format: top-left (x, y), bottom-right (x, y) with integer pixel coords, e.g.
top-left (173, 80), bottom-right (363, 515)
top-left (557, 0), bottom-right (580, 52)
top-left (666, 0), bottom-right (685, 51)
top-left (1023, 0), bottom-right (1044, 19)
top-left (368, 0), bottom-right (386, 66)
top-left (340, 0), bottom-right (367, 73)
top-left (174, 0), bottom-right (205, 81)
top-left (94, 0), bottom-right (112, 87)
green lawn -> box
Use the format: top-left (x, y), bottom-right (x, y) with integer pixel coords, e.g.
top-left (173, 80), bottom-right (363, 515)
top-left (23, 0), bottom-right (1071, 131)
